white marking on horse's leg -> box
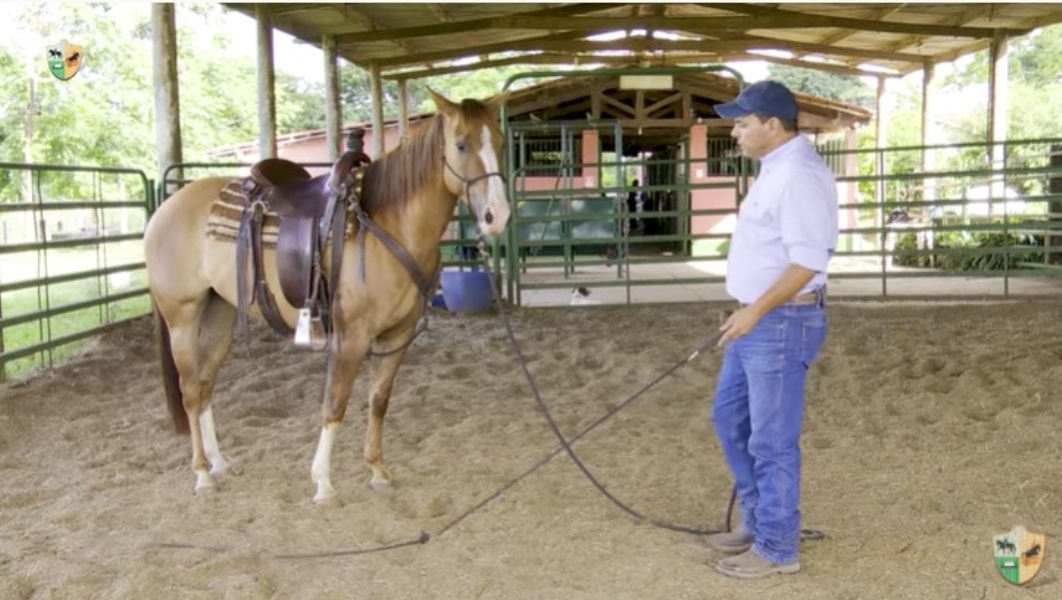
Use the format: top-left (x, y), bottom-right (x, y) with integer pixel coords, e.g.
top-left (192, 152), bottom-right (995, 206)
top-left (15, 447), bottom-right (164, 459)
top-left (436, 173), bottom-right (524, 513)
top-left (194, 469), bottom-right (216, 495)
top-left (199, 406), bottom-right (230, 475)
top-left (311, 422), bottom-right (339, 503)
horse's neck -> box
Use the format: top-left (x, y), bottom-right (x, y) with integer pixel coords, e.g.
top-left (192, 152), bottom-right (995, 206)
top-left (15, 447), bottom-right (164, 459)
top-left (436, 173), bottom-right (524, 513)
top-left (375, 181), bottom-right (458, 263)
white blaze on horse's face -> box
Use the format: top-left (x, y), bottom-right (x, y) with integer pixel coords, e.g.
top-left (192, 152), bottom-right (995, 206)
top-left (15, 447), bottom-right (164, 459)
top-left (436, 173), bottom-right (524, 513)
top-left (474, 124), bottom-right (510, 236)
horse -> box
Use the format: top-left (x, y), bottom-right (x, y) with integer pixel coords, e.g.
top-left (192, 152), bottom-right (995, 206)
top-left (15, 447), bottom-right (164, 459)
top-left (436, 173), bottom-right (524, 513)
top-left (144, 89), bottom-right (511, 503)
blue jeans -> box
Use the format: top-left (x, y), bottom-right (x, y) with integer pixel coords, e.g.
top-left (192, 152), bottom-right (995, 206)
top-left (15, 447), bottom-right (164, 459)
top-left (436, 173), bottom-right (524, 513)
top-left (711, 303), bottom-right (827, 564)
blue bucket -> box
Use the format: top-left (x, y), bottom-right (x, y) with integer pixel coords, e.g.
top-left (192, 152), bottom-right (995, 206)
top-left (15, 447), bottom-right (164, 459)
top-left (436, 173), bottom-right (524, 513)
top-left (440, 269), bottom-right (494, 313)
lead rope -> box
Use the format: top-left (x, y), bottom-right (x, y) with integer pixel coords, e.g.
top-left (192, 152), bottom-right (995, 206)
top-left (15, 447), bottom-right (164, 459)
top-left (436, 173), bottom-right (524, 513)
top-left (473, 236), bottom-right (825, 542)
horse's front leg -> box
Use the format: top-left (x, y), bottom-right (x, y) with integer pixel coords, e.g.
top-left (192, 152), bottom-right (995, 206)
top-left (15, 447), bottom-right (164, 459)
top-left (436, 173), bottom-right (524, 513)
top-left (311, 331), bottom-right (370, 504)
top-left (363, 335), bottom-right (414, 492)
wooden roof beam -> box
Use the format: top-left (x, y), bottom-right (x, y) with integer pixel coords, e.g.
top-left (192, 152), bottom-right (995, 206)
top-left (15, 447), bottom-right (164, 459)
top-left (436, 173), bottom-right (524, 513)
top-left (266, 4), bottom-right (332, 17)
top-left (534, 37), bottom-right (922, 63)
top-left (882, 4), bottom-right (1000, 56)
top-left (335, 3), bottom-right (627, 43)
top-left (334, 3), bottom-right (417, 55)
top-left (365, 30), bottom-right (590, 70)
top-left (427, 4), bottom-right (453, 22)
top-left (386, 49), bottom-right (900, 83)
top-left (461, 16), bottom-right (1028, 39)
top-left (340, 12), bottom-right (1027, 45)
top-left (368, 30), bottom-right (927, 71)
top-left (810, 5), bottom-right (908, 51)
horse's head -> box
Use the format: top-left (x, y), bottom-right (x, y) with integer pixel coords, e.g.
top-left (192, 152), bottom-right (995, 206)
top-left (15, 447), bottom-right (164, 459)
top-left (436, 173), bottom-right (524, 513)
top-left (430, 89), bottom-right (511, 237)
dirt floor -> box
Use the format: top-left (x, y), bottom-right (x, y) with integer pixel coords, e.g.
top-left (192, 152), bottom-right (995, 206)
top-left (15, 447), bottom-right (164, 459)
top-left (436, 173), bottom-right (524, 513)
top-left (1, 300), bottom-right (1059, 599)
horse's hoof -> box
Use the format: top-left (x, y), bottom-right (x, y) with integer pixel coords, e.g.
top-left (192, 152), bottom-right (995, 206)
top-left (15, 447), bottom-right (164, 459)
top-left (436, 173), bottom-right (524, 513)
top-left (314, 492), bottom-right (344, 507)
top-left (369, 477), bottom-right (393, 492)
top-left (313, 492), bottom-right (342, 507)
top-left (194, 472), bottom-right (216, 495)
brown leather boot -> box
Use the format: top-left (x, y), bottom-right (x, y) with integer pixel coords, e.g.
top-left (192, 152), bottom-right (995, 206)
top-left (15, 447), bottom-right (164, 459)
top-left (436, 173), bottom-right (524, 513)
top-left (690, 527), bottom-right (754, 554)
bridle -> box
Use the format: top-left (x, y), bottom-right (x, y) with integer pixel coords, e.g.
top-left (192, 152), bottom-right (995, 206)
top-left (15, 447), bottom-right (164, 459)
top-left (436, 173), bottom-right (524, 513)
top-left (442, 154), bottom-right (507, 224)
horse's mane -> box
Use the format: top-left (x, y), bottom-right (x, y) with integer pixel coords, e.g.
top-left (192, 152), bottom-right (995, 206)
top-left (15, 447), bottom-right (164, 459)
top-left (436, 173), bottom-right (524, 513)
top-left (359, 99), bottom-right (496, 215)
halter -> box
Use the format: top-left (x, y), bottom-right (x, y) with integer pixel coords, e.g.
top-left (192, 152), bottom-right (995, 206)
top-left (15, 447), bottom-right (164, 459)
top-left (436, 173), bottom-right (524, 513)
top-left (442, 155), bottom-right (507, 207)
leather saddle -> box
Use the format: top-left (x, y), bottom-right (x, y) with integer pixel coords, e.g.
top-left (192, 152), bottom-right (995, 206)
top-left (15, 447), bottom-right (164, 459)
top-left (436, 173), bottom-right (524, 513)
top-left (236, 151), bottom-right (367, 346)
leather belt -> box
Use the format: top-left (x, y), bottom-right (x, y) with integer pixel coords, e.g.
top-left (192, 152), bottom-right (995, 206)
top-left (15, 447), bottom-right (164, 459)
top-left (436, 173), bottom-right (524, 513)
top-left (740, 287), bottom-right (826, 308)
top-left (784, 291), bottom-right (821, 305)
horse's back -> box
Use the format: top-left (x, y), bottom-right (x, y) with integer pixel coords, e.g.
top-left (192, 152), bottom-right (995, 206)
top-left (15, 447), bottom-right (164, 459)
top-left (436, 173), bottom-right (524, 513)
top-left (145, 177), bottom-right (237, 307)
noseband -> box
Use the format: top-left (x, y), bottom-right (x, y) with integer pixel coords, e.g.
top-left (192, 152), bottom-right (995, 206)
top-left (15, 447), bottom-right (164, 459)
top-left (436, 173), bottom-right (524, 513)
top-left (442, 156), bottom-right (507, 207)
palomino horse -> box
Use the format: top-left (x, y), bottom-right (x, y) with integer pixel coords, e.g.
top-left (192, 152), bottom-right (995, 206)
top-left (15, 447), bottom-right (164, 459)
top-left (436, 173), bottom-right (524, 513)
top-left (144, 90), bottom-right (510, 502)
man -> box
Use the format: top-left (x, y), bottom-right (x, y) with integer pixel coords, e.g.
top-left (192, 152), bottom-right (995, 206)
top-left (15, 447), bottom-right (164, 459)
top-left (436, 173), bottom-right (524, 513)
top-left (699, 81), bottom-right (837, 578)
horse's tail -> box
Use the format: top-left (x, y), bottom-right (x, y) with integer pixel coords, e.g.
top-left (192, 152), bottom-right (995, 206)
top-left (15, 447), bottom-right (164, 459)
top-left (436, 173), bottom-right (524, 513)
top-left (153, 297), bottom-right (189, 435)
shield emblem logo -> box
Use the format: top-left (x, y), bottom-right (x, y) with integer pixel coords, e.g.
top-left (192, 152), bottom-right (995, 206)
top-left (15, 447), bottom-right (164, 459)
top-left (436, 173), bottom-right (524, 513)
top-left (994, 525), bottom-right (1046, 585)
top-left (47, 39), bottom-right (84, 81)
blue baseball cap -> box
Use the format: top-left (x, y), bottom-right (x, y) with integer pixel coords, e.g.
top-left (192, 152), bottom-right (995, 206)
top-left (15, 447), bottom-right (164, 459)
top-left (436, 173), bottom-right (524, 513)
top-left (715, 81), bottom-right (798, 121)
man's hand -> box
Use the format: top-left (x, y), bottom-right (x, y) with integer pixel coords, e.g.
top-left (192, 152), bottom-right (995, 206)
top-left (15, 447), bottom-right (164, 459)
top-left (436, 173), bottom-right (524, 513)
top-left (718, 305), bottom-right (764, 345)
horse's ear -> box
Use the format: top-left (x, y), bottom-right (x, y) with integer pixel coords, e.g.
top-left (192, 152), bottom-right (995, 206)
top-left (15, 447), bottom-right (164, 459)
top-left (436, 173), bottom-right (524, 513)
top-left (484, 90), bottom-right (510, 117)
top-left (428, 88), bottom-right (458, 118)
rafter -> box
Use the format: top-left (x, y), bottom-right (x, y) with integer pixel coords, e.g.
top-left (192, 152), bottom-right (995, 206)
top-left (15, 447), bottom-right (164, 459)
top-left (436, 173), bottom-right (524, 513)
top-left (883, 5), bottom-right (996, 57)
top-left (335, 4), bottom-right (627, 43)
top-left (366, 29), bottom-right (928, 73)
top-left (504, 16), bottom-right (1015, 39)
top-left (332, 3), bottom-right (416, 56)
top-left (221, 2), bottom-right (1062, 85)
top-left (363, 31), bottom-right (590, 70)
top-left (385, 49), bottom-right (900, 83)
top-left (812, 5), bottom-right (908, 50)
top-left (267, 4), bottom-right (332, 17)
top-left (427, 4), bottom-right (453, 23)
top-left (337, 11), bottom-right (1027, 46)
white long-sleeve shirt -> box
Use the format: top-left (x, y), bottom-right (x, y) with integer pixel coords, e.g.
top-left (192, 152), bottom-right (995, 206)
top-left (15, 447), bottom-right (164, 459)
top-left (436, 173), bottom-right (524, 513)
top-left (725, 135), bottom-right (838, 305)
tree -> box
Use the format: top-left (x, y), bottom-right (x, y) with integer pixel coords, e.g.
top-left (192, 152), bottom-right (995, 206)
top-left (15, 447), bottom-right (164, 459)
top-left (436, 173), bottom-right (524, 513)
top-left (766, 64), bottom-right (875, 107)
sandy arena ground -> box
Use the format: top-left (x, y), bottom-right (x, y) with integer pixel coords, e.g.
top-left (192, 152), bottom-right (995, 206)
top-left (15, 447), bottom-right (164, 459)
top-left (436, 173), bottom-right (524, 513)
top-left (1, 300), bottom-right (1059, 599)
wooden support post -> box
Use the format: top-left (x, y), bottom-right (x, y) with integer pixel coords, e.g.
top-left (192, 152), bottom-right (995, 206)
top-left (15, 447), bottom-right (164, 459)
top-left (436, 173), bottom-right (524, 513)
top-left (920, 61), bottom-right (936, 203)
top-left (988, 32), bottom-right (1009, 211)
top-left (323, 35), bottom-right (341, 162)
top-left (875, 75), bottom-right (887, 244)
top-left (397, 79), bottom-right (409, 146)
top-left (370, 63), bottom-right (384, 158)
top-left (1049, 145), bottom-right (1062, 265)
top-left (255, 5), bottom-right (277, 160)
top-left (152, 3), bottom-right (182, 196)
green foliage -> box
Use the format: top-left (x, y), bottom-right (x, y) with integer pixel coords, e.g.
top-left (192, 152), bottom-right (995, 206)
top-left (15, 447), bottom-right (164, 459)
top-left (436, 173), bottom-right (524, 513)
top-left (943, 23), bottom-right (1062, 90)
top-left (420, 64), bottom-right (531, 110)
top-left (892, 229), bottom-right (1045, 270)
top-left (766, 64), bottom-right (875, 107)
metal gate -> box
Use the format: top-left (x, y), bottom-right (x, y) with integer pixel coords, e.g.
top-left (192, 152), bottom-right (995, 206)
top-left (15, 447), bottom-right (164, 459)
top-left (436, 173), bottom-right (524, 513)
top-left (0, 163), bottom-right (153, 381)
top-left (500, 119), bottom-right (747, 307)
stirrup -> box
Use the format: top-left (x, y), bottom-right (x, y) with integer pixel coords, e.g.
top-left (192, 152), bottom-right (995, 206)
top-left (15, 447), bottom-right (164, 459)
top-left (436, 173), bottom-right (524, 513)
top-left (294, 307), bottom-right (328, 351)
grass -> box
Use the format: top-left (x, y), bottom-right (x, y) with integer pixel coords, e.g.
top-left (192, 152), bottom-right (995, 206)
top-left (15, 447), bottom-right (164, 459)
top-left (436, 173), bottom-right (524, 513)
top-left (1, 240), bottom-right (150, 380)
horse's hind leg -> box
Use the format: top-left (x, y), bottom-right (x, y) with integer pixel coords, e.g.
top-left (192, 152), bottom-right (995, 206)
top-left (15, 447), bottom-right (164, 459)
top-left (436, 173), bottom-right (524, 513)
top-left (164, 293), bottom-right (236, 494)
top-left (194, 294), bottom-right (237, 476)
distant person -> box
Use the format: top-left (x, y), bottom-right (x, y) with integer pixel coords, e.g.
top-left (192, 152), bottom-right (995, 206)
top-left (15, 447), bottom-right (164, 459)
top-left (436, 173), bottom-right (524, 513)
top-left (626, 179), bottom-right (643, 232)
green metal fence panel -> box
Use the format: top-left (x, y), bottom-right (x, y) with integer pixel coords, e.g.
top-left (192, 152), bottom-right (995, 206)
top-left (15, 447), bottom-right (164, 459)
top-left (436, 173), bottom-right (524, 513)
top-left (498, 131), bottom-right (1062, 308)
top-left (0, 163), bottom-right (154, 381)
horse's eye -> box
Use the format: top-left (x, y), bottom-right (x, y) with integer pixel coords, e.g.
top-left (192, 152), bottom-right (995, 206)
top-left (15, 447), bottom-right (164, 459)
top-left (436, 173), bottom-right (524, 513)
top-left (456, 141), bottom-right (467, 153)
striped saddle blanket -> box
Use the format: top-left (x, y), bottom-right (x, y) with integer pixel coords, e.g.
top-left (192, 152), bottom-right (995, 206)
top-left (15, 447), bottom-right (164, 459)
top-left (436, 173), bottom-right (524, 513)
top-left (205, 180), bottom-right (354, 248)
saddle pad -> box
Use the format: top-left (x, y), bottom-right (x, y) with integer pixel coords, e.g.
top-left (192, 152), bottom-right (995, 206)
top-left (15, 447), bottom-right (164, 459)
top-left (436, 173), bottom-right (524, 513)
top-left (205, 180), bottom-right (355, 247)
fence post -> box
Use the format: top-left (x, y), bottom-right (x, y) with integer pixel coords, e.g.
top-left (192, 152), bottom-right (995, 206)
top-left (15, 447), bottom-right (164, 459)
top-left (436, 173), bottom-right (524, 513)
top-left (1, 299), bottom-right (5, 383)
top-left (1050, 144), bottom-right (1062, 265)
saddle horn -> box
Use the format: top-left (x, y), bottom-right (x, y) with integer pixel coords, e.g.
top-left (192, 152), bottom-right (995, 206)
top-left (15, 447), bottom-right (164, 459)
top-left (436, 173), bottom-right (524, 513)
top-left (328, 151), bottom-right (359, 194)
